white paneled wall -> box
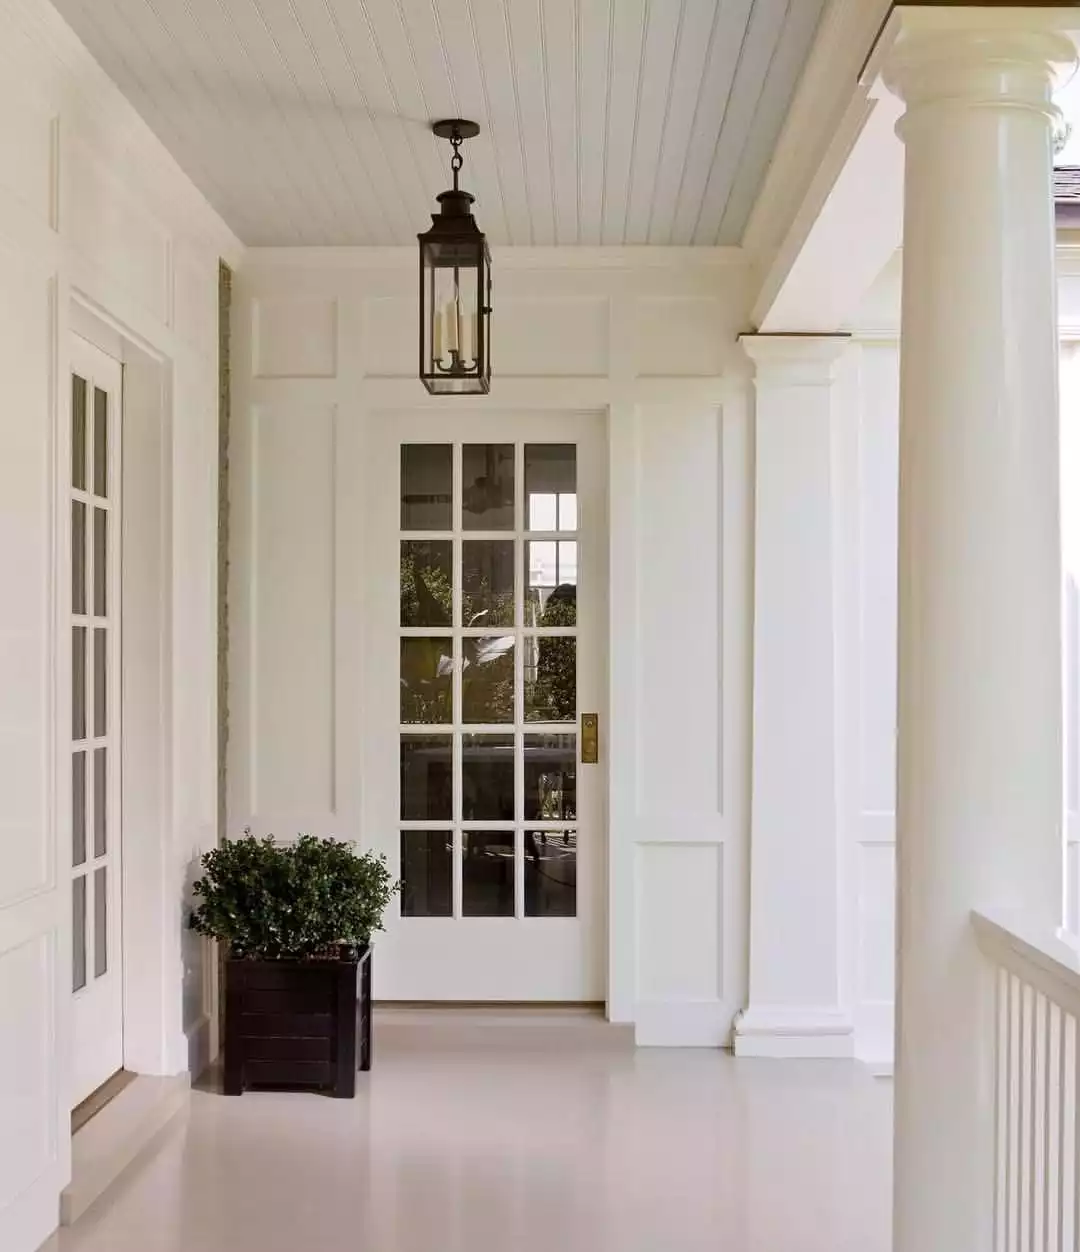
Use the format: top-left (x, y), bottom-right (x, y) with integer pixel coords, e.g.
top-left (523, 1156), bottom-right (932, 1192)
top-left (231, 249), bottom-right (752, 1046)
top-left (1061, 340), bottom-right (1080, 936)
top-left (0, 2), bottom-right (239, 1248)
top-left (837, 341), bottom-right (900, 1067)
top-left (838, 256), bottom-right (1080, 1064)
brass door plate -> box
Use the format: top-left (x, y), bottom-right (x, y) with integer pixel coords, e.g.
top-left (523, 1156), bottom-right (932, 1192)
top-left (581, 713), bottom-right (599, 764)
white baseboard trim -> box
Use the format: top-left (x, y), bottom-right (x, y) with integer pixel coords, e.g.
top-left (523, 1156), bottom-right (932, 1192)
top-left (634, 999), bottom-right (734, 1048)
top-left (733, 1005), bottom-right (855, 1059)
top-left (61, 1073), bottom-right (189, 1226)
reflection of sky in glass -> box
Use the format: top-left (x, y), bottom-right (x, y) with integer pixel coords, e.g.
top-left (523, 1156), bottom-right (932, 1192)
top-left (1055, 69), bottom-right (1080, 163)
top-left (529, 541), bottom-right (577, 591)
top-left (528, 492), bottom-right (577, 531)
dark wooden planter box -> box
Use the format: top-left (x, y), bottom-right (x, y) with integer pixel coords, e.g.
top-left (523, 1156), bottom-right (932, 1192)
top-left (223, 946), bottom-right (372, 1097)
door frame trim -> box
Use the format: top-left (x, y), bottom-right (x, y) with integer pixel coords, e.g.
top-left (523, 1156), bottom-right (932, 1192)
top-left (61, 296), bottom-right (188, 1098)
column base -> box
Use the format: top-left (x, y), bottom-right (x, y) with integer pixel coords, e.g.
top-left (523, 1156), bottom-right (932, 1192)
top-left (733, 1005), bottom-right (855, 1058)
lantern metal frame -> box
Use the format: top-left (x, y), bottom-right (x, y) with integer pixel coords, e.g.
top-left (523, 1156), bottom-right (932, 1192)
top-left (419, 119), bottom-right (492, 395)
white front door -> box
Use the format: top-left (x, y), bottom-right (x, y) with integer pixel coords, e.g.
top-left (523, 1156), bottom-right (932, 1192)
top-left (364, 411), bottom-right (606, 1001)
top-left (69, 336), bottom-right (123, 1106)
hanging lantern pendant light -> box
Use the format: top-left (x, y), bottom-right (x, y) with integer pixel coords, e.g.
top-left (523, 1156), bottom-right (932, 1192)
top-left (419, 120), bottom-right (492, 395)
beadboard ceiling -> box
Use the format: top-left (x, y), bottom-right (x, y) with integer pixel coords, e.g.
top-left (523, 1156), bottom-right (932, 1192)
top-left (52, 0), bottom-right (826, 247)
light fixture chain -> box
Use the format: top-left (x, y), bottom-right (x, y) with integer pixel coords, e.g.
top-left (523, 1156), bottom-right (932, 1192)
top-left (450, 131), bottom-right (463, 191)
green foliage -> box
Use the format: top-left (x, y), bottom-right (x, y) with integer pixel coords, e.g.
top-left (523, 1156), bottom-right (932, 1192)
top-left (399, 553), bottom-right (578, 725)
top-left (528, 594), bottom-right (576, 722)
top-left (190, 834), bottom-right (399, 960)
top-left (400, 548), bottom-right (452, 627)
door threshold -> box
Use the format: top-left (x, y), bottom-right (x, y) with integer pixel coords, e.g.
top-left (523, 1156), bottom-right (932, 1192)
top-left (71, 1069), bottom-right (136, 1134)
top-left (374, 1002), bottom-right (635, 1050)
top-left (378, 1001), bottom-right (607, 1013)
top-left (63, 1073), bottom-right (190, 1226)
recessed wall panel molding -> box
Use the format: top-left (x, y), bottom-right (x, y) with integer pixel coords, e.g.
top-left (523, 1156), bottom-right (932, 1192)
top-left (253, 297), bottom-right (339, 379)
top-left (0, 934), bottom-right (56, 1209)
top-left (636, 297), bottom-right (732, 378)
top-left (68, 143), bottom-right (170, 324)
top-left (636, 842), bottom-right (724, 1003)
top-left (634, 405), bottom-right (722, 818)
top-left (0, 79), bottom-right (53, 228)
top-left (251, 405), bottom-right (336, 817)
top-left (0, 261), bottom-right (52, 909)
top-left (494, 299), bottom-right (609, 377)
top-left (361, 297), bottom-right (414, 378)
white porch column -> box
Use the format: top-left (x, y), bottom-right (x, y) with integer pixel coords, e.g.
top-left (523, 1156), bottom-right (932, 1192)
top-left (880, 13), bottom-right (1074, 1251)
top-left (735, 334), bottom-right (852, 1059)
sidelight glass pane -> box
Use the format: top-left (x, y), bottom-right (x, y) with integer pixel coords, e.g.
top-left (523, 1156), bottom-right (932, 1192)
top-left (524, 734), bottom-right (577, 821)
top-left (526, 541), bottom-right (577, 626)
top-left (400, 637), bottom-right (454, 724)
top-left (400, 831), bottom-right (453, 917)
top-left (401, 444), bottom-right (452, 530)
top-left (400, 735), bottom-right (452, 821)
top-left (524, 637), bottom-right (576, 722)
top-left (93, 388), bottom-right (108, 498)
top-left (73, 875), bottom-right (87, 992)
top-left (525, 445), bottom-right (576, 531)
top-left (462, 734), bottom-right (515, 821)
top-left (93, 508), bottom-right (107, 616)
top-left (525, 830), bottom-right (577, 917)
top-left (72, 751), bottom-right (87, 867)
top-left (72, 501), bottom-right (86, 615)
top-left (94, 628), bottom-right (107, 736)
top-left (462, 540), bottom-right (514, 627)
top-left (94, 866), bottom-right (107, 977)
top-left (72, 627), bottom-right (86, 740)
top-left (462, 831), bottom-right (515, 916)
top-left (462, 636), bottom-right (514, 723)
top-left (72, 375), bottom-right (87, 490)
top-left (400, 540), bottom-right (452, 627)
top-left (463, 444), bottom-right (514, 530)
top-left (94, 747), bottom-right (107, 858)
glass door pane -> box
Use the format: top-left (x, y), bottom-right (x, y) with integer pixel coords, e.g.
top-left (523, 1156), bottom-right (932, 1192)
top-left (398, 441), bottom-right (580, 920)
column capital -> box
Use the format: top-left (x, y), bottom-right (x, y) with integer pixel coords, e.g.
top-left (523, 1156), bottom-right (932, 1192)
top-left (870, 9), bottom-right (1075, 119)
top-left (739, 333), bottom-right (850, 386)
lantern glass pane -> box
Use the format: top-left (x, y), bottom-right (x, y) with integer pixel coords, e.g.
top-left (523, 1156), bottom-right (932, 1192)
top-left (420, 228), bottom-right (490, 394)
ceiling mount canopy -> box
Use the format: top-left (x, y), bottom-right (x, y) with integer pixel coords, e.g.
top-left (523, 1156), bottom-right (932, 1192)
top-left (419, 119), bottom-right (492, 395)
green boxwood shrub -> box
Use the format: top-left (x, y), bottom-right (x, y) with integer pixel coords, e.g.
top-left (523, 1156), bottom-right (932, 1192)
top-left (190, 834), bottom-right (399, 960)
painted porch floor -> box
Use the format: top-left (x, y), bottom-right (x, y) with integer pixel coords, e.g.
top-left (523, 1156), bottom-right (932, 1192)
top-left (52, 1018), bottom-right (892, 1252)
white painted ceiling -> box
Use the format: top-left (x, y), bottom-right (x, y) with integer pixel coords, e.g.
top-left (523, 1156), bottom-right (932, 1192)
top-left (52, 0), bottom-right (826, 247)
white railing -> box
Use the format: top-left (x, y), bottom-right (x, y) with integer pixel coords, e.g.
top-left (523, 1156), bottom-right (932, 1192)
top-left (973, 909), bottom-right (1080, 1252)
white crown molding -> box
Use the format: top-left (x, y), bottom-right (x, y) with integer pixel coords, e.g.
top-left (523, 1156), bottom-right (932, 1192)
top-left (244, 245), bottom-right (747, 271)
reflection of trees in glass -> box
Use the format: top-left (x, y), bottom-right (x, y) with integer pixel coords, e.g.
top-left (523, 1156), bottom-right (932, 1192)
top-left (461, 581), bottom-right (514, 628)
top-left (527, 588), bottom-right (576, 722)
top-left (463, 637), bottom-right (514, 723)
top-left (400, 547), bottom-right (452, 627)
top-left (462, 541), bottom-right (514, 627)
top-left (399, 557), bottom-right (575, 724)
top-left (400, 639), bottom-right (453, 723)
